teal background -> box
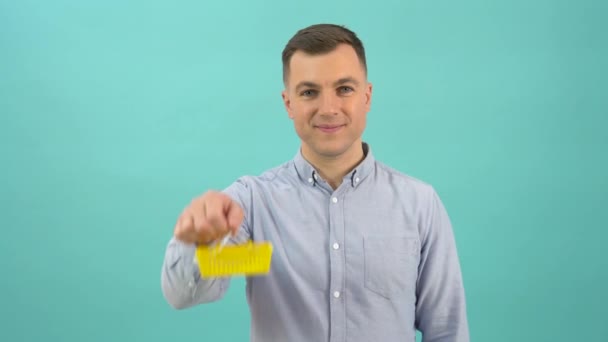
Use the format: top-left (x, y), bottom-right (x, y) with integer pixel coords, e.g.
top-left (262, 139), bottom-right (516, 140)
top-left (1, 0), bottom-right (607, 341)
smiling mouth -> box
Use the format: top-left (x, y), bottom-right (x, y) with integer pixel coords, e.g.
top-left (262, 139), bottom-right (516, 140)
top-left (315, 124), bottom-right (345, 133)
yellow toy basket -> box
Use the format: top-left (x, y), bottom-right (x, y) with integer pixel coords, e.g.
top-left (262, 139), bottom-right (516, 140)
top-left (195, 239), bottom-right (273, 278)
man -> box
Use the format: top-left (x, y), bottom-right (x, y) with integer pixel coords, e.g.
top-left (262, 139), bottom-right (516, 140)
top-left (161, 23), bottom-right (470, 341)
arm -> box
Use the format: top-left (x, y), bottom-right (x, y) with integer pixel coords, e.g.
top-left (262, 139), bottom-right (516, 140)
top-left (160, 178), bottom-right (252, 309)
top-left (160, 237), bottom-right (229, 309)
top-left (161, 230), bottom-right (250, 309)
top-left (415, 187), bottom-right (470, 341)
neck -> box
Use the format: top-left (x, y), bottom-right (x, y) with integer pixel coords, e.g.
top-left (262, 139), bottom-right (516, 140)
top-left (302, 141), bottom-right (365, 190)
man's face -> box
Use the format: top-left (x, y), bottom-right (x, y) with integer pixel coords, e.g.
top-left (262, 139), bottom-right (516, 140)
top-left (282, 44), bottom-right (372, 160)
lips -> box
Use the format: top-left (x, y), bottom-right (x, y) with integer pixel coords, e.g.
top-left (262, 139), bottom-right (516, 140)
top-left (315, 124), bottom-right (345, 133)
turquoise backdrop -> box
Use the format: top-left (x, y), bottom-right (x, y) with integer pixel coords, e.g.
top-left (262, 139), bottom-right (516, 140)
top-left (1, 0), bottom-right (607, 341)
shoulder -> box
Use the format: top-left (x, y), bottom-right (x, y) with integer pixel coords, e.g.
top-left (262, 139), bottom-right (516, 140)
top-left (222, 160), bottom-right (295, 196)
top-left (373, 160), bottom-right (450, 237)
top-left (374, 160), bottom-right (437, 197)
top-left (236, 160), bottom-right (293, 186)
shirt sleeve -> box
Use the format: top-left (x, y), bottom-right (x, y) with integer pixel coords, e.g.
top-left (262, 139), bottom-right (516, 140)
top-left (415, 187), bottom-right (470, 341)
top-left (160, 177), bottom-right (253, 309)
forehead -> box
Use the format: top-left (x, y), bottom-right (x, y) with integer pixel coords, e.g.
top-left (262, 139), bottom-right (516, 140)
top-left (287, 44), bottom-right (366, 85)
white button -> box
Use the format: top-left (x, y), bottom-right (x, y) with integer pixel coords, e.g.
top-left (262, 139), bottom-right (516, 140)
top-left (332, 197), bottom-right (338, 203)
top-left (333, 291), bottom-right (341, 298)
top-left (355, 177), bottom-right (360, 183)
top-left (308, 177), bottom-right (313, 183)
top-left (188, 281), bottom-right (194, 288)
top-left (332, 243), bottom-right (340, 250)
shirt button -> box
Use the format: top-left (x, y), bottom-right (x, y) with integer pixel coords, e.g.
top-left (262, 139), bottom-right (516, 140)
top-left (308, 177), bottom-right (313, 183)
top-left (332, 242), bottom-right (340, 250)
top-left (333, 291), bottom-right (341, 298)
top-left (331, 197), bottom-right (338, 203)
top-left (355, 177), bottom-right (360, 183)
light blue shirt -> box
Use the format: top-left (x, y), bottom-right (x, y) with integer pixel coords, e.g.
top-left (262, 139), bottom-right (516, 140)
top-left (161, 143), bottom-right (469, 341)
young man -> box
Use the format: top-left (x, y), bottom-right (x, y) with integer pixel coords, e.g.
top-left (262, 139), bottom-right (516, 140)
top-left (161, 23), bottom-right (470, 342)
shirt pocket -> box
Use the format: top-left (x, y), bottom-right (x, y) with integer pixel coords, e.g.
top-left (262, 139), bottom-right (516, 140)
top-left (363, 235), bottom-right (420, 299)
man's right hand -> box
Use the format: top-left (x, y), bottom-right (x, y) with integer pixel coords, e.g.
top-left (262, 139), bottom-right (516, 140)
top-left (173, 191), bottom-right (244, 245)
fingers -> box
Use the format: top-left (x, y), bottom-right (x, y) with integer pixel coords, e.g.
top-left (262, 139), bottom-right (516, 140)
top-left (205, 197), bottom-right (230, 237)
top-left (174, 213), bottom-right (197, 243)
top-left (173, 191), bottom-right (243, 245)
top-left (192, 204), bottom-right (216, 243)
top-left (226, 200), bottom-right (244, 236)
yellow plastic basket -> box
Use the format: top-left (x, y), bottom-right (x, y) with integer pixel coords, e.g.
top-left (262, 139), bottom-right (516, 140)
top-left (195, 240), bottom-right (273, 278)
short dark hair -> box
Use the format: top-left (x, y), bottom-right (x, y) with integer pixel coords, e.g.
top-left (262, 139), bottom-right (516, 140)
top-left (281, 23), bottom-right (367, 84)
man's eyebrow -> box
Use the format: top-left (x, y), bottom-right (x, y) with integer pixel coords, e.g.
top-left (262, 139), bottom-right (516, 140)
top-left (334, 77), bottom-right (359, 87)
top-left (295, 77), bottom-right (360, 92)
top-left (295, 81), bottom-right (319, 92)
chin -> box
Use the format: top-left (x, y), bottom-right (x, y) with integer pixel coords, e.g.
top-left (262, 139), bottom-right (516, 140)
top-left (313, 142), bottom-right (352, 158)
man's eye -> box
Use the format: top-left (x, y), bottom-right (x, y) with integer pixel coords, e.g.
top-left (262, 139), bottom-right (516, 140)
top-left (339, 86), bottom-right (354, 94)
top-left (301, 90), bottom-right (317, 97)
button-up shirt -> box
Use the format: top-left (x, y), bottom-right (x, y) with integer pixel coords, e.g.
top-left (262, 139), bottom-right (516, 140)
top-left (161, 143), bottom-right (470, 341)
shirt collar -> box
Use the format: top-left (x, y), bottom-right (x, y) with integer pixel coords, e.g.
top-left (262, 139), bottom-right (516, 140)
top-left (293, 142), bottom-right (375, 188)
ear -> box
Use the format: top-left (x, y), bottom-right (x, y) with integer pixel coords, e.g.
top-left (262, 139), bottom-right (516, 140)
top-left (282, 90), bottom-right (294, 119)
top-left (364, 82), bottom-right (373, 111)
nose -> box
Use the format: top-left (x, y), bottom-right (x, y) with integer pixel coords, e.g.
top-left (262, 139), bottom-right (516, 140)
top-left (318, 92), bottom-right (339, 115)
